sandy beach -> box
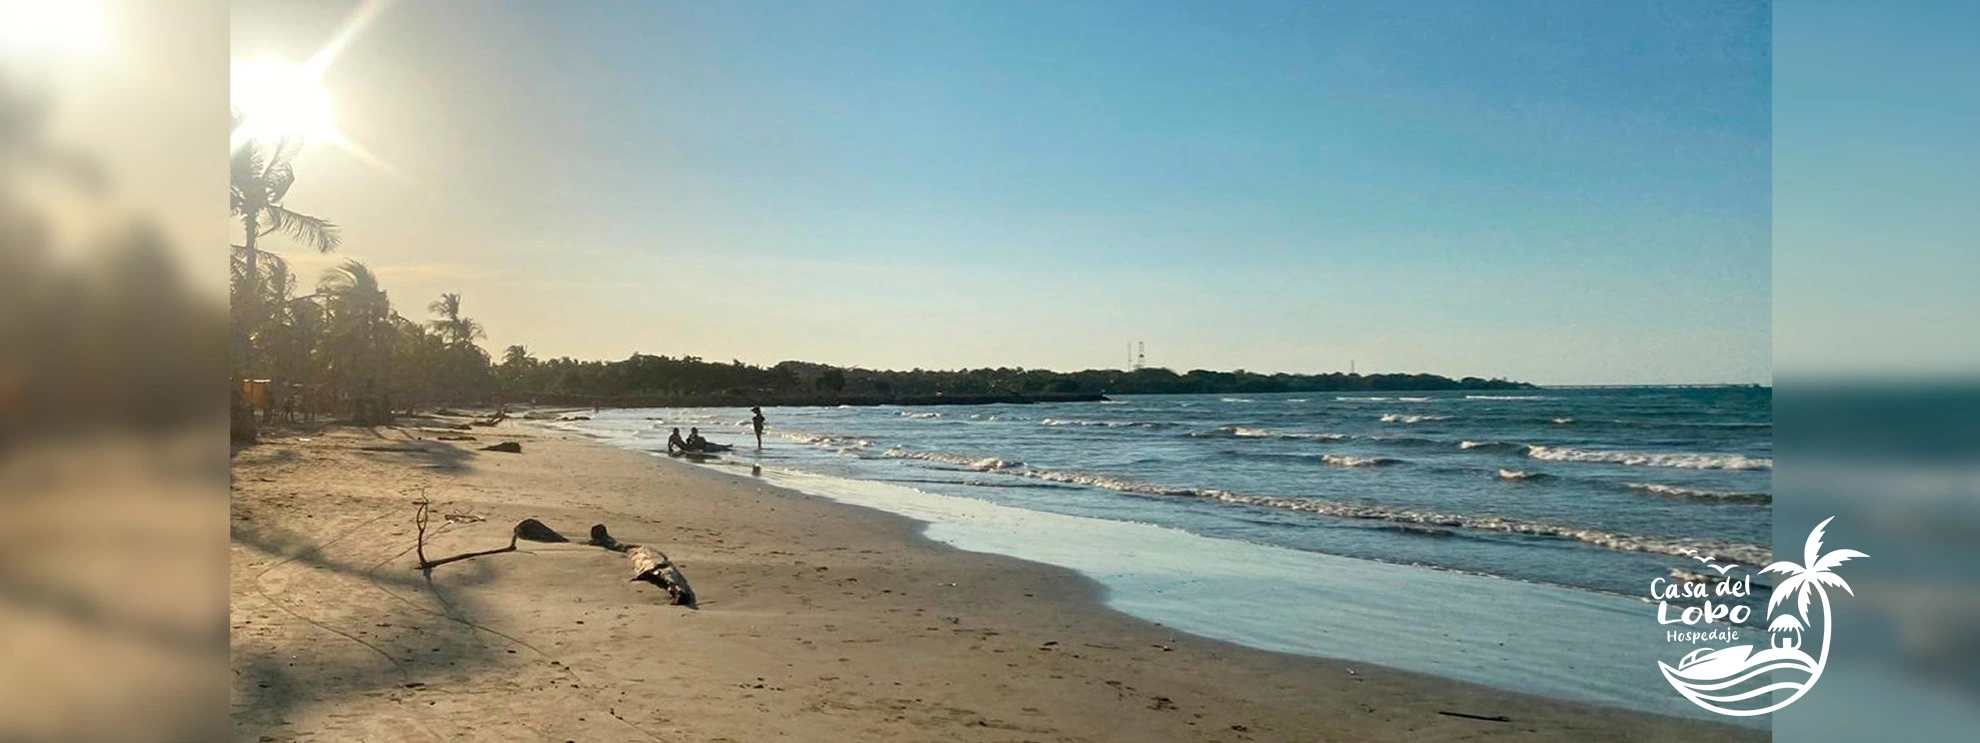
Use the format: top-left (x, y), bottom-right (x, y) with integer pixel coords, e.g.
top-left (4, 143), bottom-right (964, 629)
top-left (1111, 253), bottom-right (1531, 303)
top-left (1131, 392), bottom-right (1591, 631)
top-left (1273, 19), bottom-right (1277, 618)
top-left (229, 415), bottom-right (1763, 742)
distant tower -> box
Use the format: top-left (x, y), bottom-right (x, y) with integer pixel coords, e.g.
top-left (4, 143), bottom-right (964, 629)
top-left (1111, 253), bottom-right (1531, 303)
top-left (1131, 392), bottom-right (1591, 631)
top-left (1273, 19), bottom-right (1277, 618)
top-left (1132, 341), bottom-right (1146, 371)
top-left (1351, 358), bottom-right (1356, 375)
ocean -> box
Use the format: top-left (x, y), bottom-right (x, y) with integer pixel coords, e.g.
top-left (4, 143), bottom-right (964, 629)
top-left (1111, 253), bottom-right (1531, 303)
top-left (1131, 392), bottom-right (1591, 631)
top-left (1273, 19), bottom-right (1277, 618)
top-left (547, 386), bottom-right (1772, 722)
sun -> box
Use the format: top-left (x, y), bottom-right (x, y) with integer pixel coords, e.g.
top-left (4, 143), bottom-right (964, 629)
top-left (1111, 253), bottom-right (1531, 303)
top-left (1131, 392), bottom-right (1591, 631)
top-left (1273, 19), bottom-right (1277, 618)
top-left (0, 0), bottom-right (107, 58)
top-left (231, 57), bottom-right (339, 148)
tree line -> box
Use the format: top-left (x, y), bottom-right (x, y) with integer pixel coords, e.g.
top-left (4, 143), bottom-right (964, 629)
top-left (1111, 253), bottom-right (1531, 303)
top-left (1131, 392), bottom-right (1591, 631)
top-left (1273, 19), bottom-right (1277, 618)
top-left (227, 118), bottom-right (1527, 440)
top-left (499, 356), bottom-right (1529, 407)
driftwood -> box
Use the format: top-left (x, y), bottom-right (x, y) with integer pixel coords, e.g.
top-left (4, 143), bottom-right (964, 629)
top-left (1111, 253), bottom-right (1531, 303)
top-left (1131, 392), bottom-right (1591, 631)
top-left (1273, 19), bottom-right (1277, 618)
top-left (407, 504), bottom-right (696, 606)
top-left (589, 524), bottom-right (695, 607)
top-left (587, 524), bottom-right (621, 549)
top-left (413, 495), bottom-right (516, 570)
top-left (480, 441), bottom-right (522, 453)
top-left (626, 545), bottom-right (697, 607)
top-left (1436, 711), bottom-right (1511, 723)
top-left (515, 518), bottom-right (568, 542)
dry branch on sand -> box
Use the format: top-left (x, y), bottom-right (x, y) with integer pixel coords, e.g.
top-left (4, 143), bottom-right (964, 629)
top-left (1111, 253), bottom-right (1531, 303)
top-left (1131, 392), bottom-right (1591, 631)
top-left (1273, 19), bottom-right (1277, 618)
top-left (410, 495), bottom-right (566, 570)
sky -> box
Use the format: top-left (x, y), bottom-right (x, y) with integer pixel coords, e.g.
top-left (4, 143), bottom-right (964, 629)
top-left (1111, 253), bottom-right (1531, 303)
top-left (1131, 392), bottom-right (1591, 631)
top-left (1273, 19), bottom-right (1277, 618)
top-left (230, 0), bottom-right (1771, 386)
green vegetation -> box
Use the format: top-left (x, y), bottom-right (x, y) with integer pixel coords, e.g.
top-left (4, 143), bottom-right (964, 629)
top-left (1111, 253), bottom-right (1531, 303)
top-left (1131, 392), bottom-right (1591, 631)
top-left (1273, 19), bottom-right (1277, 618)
top-left (498, 356), bottom-right (1530, 407)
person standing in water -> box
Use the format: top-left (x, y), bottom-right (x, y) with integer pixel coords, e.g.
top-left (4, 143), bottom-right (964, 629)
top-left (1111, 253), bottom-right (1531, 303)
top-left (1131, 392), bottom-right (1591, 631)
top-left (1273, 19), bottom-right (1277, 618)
top-left (750, 406), bottom-right (766, 449)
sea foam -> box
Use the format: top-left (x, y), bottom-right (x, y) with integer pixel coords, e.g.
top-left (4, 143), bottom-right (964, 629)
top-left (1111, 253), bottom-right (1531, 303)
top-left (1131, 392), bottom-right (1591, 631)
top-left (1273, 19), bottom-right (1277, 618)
top-left (1195, 425), bottom-right (1349, 441)
top-left (1525, 446), bottom-right (1771, 471)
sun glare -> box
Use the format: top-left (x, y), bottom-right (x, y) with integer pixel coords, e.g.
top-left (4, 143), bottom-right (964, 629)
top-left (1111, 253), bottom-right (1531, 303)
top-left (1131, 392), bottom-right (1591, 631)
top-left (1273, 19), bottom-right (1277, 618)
top-left (0, 0), bottom-right (107, 58)
top-left (231, 58), bottom-right (339, 148)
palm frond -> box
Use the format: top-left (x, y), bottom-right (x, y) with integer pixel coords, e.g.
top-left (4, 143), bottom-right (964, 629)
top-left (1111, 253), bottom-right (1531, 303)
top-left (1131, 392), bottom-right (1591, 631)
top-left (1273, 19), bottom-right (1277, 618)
top-left (231, 142), bottom-right (265, 191)
top-left (1767, 572), bottom-right (1808, 616)
top-left (1814, 548), bottom-right (1868, 572)
top-left (1804, 517), bottom-right (1835, 569)
top-left (263, 205), bottom-right (342, 253)
top-left (1759, 561), bottom-right (1803, 576)
top-left (267, 162), bottom-right (296, 203)
top-left (428, 293), bottom-right (460, 318)
top-left (1813, 571), bottom-right (1854, 596)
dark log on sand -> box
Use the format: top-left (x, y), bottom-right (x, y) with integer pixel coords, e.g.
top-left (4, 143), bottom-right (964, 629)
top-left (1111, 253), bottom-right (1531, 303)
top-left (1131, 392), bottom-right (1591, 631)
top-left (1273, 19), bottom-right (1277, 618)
top-left (480, 441), bottom-right (522, 453)
top-left (587, 524), bottom-right (621, 550)
top-left (514, 518), bottom-right (568, 542)
top-left (627, 545), bottom-right (697, 607)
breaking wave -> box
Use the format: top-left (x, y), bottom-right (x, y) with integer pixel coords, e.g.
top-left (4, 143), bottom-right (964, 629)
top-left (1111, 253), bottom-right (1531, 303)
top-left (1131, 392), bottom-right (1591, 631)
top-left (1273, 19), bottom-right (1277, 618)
top-left (1625, 483), bottom-right (1772, 504)
top-left (1194, 426), bottom-right (1350, 441)
top-left (1496, 469), bottom-right (1550, 481)
top-left (776, 431), bottom-right (877, 454)
top-left (1467, 395), bottom-right (1550, 401)
top-left (1380, 413), bottom-right (1452, 424)
top-left (881, 447), bottom-right (1023, 472)
top-left (1321, 454), bottom-right (1403, 467)
top-left (1040, 418), bottom-right (1174, 430)
top-left (950, 462), bottom-right (1772, 565)
top-left (1459, 440), bottom-right (1527, 453)
top-left (1526, 446), bottom-right (1771, 471)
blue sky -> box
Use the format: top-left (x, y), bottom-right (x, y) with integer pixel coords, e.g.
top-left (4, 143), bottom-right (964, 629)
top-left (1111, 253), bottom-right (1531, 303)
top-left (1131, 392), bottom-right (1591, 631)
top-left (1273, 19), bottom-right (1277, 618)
top-left (237, 0), bottom-right (1771, 385)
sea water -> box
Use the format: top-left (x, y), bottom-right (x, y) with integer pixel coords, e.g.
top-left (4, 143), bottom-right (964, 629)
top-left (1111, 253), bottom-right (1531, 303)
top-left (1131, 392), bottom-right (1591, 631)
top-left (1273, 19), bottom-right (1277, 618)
top-left (548, 387), bottom-right (1771, 723)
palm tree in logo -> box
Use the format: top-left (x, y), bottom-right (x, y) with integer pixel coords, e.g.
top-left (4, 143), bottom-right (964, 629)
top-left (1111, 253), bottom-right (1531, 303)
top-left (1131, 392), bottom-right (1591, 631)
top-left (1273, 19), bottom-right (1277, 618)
top-left (1759, 516), bottom-right (1867, 686)
top-left (1762, 517), bottom-right (1868, 630)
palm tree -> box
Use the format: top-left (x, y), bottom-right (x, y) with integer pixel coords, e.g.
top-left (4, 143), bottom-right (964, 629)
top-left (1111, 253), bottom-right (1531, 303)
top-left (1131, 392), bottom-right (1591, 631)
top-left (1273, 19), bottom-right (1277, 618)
top-left (265, 297), bottom-right (326, 422)
top-left (501, 344), bottom-right (533, 368)
top-left (232, 113), bottom-right (340, 439)
top-left (319, 260), bottom-right (394, 424)
top-left (426, 293), bottom-right (485, 347)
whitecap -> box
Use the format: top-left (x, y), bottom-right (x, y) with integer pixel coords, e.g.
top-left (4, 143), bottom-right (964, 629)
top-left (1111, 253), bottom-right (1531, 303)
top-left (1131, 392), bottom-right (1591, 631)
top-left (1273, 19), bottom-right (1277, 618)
top-left (1625, 483), bottom-right (1771, 504)
top-left (1526, 446), bottom-right (1771, 471)
top-left (1379, 413), bottom-right (1452, 424)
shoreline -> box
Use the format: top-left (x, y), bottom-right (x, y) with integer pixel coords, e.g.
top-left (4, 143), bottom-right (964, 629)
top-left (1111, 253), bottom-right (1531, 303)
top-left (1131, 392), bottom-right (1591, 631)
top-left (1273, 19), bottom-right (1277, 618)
top-left (231, 416), bottom-right (1763, 741)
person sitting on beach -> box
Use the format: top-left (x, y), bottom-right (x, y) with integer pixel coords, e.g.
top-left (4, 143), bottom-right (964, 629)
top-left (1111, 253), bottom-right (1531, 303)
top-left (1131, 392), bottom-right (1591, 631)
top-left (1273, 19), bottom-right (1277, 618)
top-left (666, 427), bottom-right (688, 454)
top-left (750, 406), bottom-right (766, 449)
top-left (685, 427), bottom-right (707, 452)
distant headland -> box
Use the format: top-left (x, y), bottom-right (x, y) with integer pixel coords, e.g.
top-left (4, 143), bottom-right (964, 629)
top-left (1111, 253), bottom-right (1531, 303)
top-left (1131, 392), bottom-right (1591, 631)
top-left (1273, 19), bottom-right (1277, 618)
top-left (506, 354), bottom-right (1534, 408)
